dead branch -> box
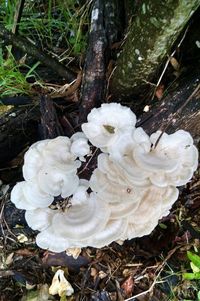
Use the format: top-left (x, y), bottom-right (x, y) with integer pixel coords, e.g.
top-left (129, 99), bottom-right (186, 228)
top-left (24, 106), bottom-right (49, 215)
top-left (0, 25), bottom-right (76, 83)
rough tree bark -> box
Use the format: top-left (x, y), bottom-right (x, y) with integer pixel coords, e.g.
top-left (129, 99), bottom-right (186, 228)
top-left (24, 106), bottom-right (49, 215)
top-left (0, 106), bottom-right (40, 168)
top-left (79, 0), bottom-right (122, 123)
top-left (79, 0), bottom-right (107, 123)
top-left (110, 0), bottom-right (200, 98)
top-left (138, 70), bottom-right (200, 143)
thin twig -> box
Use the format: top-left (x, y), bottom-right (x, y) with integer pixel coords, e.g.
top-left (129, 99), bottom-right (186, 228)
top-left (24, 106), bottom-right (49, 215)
top-left (78, 148), bottom-right (98, 175)
top-left (154, 83), bottom-right (200, 148)
top-left (0, 25), bottom-right (76, 82)
top-left (151, 26), bottom-right (189, 100)
top-left (124, 246), bottom-right (180, 301)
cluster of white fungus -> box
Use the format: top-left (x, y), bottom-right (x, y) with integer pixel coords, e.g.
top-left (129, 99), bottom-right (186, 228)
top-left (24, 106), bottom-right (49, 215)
top-left (11, 103), bottom-right (198, 252)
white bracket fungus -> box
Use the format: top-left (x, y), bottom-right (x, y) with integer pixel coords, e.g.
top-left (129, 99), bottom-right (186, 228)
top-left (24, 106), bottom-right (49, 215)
top-left (10, 103), bottom-right (198, 253)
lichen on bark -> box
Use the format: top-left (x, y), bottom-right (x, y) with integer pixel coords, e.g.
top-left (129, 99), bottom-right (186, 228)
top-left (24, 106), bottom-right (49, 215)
top-left (110, 0), bottom-right (200, 98)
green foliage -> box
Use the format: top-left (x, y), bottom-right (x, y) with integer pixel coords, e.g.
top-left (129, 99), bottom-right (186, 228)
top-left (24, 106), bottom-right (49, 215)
top-left (0, 48), bottom-right (39, 98)
top-left (183, 251), bottom-right (200, 281)
top-left (0, 0), bottom-right (18, 30)
top-left (0, 0), bottom-right (90, 98)
top-left (14, 0), bottom-right (89, 56)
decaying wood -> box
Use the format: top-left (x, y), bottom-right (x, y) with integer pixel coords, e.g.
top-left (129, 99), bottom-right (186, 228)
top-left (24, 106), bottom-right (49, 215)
top-left (0, 96), bottom-right (32, 106)
top-left (0, 106), bottom-right (40, 168)
top-left (138, 70), bottom-right (200, 143)
top-left (0, 25), bottom-right (76, 83)
top-left (40, 95), bottom-right (64, 139)
top-left (110, 0), bottom-right (200, 98)
top-left (79, 0), bottom-right (107, 123)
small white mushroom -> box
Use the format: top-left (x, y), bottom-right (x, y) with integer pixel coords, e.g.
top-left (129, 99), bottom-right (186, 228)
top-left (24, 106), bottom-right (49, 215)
top-left (70, 179), bottom-right (89, 206)
top-left (36, 227), bottom-right (71, 252)
top-left (124, 185), bottom-right (179, 239)
top-left (49, 269), bottom-right (74, 297)
top-left (87, 218), bottom-right (128, 248)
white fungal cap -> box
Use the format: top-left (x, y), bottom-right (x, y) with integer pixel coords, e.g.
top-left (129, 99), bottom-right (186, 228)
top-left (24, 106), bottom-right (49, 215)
top-left (25, 208), bottom-right (55, 231)
top-left (134, 130), bottom-right (198, 187)
top-left (100, 153), bottom-right (150, 187)
top-left (82, 103), bottom-right (136, 149)
top-left (106, 128), bottom-right (152, 186)
top-left (87, 218), bottom-right (128, 248)
top-left (37, 166), bottom-right (79, 197)
top-left (23, 136), bottom-right (81, 182)
top-left (70, 132), bottom-right (87, 142)
top-left (70, 179), bottom-right (89, 206)
top-left (70, 132), bottom-right (90, 160)
top-left (11, 181), bottom-right (54, 210)
top-left (90, 168), bottom-right (146, 207)
top-left (36, 227), bottom-right (71, 252)
top-left (51, 193), bottom-right (110, 240)
top-left (108, 127), bottom-right (150, 160)
top-left (124, 185), bottom-right (179, 239)
top-left (44, 136), bottom-right (76, 165)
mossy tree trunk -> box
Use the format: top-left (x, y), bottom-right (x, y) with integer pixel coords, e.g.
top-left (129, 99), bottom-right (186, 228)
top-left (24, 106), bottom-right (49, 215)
top-left (110, 0), bottom-right (200, 99)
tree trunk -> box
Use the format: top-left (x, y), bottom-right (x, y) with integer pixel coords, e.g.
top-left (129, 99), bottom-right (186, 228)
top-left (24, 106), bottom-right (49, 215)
top-left (110, 0), bottom-right (200, 99)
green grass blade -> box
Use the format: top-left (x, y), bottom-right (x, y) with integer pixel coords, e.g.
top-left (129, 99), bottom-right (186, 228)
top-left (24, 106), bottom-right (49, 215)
top-left (187, 251), bottom-right (200, 269)
top-left (183, 272), bottom-right (200, 280)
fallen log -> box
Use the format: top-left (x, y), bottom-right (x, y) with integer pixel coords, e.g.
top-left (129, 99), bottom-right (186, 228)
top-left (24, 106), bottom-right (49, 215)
top-left (137, 70), bottom-right (200, 143)
top-left (0, 105), bottom-right (40, 168)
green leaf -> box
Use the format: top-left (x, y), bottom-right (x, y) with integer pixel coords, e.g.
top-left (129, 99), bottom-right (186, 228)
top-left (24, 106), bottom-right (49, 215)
top-left (60, 292), bottom-right (67, 301)
top-left (103, 125), bottom-right (115, 134)
top-left (190, 261), bottom-right (200, 273)
top-left (187, 251), bottom-right (200, 269)
top-left (182, 272), bottom-right (200, 280)
top-left (159, 223), bottom-right (167, 229)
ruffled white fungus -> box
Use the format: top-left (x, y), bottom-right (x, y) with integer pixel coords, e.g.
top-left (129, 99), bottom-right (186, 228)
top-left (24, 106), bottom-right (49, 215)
top-left (11, 181), bottom-right (54, 210)
top-left (82, 103), bottom-right (136, 150)
top-left (51, 193), bottom-right (110, 240)
top-left (133, 130), bottom-right (198, 187)
top-left (25, 208), bottom-right (55, 231)
top-left (10, 103), bottom-right (198, 253)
